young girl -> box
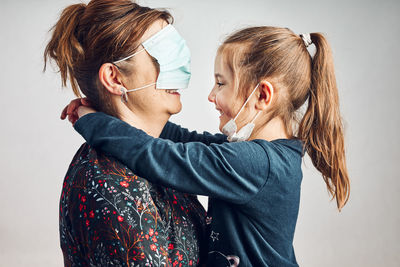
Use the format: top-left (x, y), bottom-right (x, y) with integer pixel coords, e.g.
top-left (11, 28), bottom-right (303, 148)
top-left (68, 26), bottom-right (349, 266)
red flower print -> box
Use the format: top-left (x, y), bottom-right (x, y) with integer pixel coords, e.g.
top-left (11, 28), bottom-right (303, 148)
top-left (60, 146), bottom-right (206, 266)
top-left (120, 181), bottom-right (129, 187)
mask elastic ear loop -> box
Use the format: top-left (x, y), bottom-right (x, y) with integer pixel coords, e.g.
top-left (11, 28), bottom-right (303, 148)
top-left (120, 83), bottom-right (157, 103)
top-left (126, 83), bottom-right (156, 92)
top-left (251, 110), bottom-right (261, 124)
top-left (113, 47), bottom-right (146, 64)
top-left (233, 83), bottom-right (260, 121)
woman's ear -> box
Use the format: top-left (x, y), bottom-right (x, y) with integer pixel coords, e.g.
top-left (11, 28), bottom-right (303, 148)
top-left (255, 80), bottom-right (274, 111)
top-left (98, 63), bottom-right (124, 95)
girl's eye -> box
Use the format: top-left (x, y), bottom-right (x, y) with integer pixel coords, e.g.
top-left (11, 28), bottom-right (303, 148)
top-left (216, 82), bottom-right (224, 87)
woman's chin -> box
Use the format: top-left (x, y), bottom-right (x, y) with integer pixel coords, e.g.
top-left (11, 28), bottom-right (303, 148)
top-left (168, 103), bottom-right (182, 115)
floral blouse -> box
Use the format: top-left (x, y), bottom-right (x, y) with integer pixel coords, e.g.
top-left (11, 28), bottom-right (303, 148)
top-left (60, 143), bottom-right (207, 266)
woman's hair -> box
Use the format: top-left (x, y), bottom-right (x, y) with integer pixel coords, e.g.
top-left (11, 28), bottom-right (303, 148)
top-left (44, 0), bottom-right (172, 117)
top-left (219, 26), bottom-right (349, 210)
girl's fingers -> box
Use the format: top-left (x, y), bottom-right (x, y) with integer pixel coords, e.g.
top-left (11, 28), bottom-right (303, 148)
top-left (64, 100), bottom-right (96, 125)
top-left (67, 111), bottom-right (78, 125)
top-left (81, 97), bottom-right (91, 106)
top-left (66, 98), bottom-right (83, 116)
top-left (61, 105), bottom-right (69, 120)
top-left (68, 114), bottom-right (74, 124)
top-left (62, 98), bottom-right (92, 121)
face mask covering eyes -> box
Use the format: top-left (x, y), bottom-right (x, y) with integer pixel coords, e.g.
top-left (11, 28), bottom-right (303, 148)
top-left (113, 24), bottom-right (191, 103)
top-left (222, 83), bottom-right (271, 142)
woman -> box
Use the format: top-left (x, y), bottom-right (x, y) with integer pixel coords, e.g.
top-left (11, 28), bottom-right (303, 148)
top-left (66, 26), bottom-right (350, 266)
top-left (45, 0), bottom-right (220, 265)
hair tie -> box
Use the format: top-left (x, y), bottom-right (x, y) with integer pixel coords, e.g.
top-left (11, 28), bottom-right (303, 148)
top-left (300, 33), bottom-right (312, 47)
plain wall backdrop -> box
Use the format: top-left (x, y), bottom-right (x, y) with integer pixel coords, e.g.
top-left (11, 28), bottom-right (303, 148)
top-left (1, 0), bottom-right (399, 266)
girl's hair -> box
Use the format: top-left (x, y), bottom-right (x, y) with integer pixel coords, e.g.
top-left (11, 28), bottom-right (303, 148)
top-left (219, 26), bottom-right (349, 210)
top-left (44, 0), bottom-right (172, 117)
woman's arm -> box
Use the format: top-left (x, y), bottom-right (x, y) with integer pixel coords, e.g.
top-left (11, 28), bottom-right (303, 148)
top-left (74, 112), bottom-right (270, 204)
top-left (160, 121), bottom-right (227, 144)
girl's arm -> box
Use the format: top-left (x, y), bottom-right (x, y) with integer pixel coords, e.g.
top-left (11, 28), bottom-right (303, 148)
top-left (74, 112), bottom-right (270, 204)
top-left (160, 121), bottom-right (227, 144)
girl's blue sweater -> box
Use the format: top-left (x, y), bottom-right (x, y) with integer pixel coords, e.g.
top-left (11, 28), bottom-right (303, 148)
top-left (74, 112), bottom-right (303, 267)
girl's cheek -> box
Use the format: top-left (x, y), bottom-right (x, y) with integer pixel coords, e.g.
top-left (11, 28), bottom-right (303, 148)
top-left (216, 94), bottom-right (228, 115)
top-left (220, 95), bottom-right (236, 118)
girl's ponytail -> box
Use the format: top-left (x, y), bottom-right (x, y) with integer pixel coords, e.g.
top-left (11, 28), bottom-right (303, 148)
top-left (44, 4), bottom-right (86, 97)
top-left (298, 33), bottom-right (350, 210)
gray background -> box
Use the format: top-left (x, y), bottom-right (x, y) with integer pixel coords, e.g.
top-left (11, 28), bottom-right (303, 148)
top-left (0, 0), bottom-right (399, 266)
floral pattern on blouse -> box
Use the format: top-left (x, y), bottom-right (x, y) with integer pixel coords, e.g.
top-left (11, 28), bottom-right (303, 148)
top-left (60, 144), bottom-right (206, 266)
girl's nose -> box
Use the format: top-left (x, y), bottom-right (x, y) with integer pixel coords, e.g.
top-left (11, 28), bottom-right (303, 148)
top-left (208, 89), bottom-right (216, 103)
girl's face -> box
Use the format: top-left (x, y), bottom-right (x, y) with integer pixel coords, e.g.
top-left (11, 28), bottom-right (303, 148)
top-left (208, 52), bottom-right (243, 131)
top-left (122, 19), bottom-right (182, 117)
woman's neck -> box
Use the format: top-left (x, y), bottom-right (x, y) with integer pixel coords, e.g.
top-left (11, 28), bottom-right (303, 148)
top-left (249, 116), bottom-right (290, 141)
top-left (115, 101), bottom-right (169, 138)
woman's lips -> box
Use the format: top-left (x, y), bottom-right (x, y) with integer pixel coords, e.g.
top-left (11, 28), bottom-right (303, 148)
top-left (165, 89), bottom-right (180, 95)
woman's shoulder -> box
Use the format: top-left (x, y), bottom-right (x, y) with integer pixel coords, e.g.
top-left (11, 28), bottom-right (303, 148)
top-left (64, 143), bottom-right (150, 191)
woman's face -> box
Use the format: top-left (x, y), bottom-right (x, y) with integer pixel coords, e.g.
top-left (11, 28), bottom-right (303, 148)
top-left (208, 52), bottom-right (243, 132)
top-left (122, 19), bottom-right (182, 117)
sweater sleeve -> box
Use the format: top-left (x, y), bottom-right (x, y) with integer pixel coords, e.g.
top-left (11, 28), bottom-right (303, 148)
top-left (159, 121), bottom-right (227, 144)
top-left (74, 112), bottom-right (270, 204)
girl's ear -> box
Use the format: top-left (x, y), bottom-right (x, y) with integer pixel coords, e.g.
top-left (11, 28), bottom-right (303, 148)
top-left (98, 63), bottom-right (124, 95)
top-left (255, 80), bottom-right (274, 111)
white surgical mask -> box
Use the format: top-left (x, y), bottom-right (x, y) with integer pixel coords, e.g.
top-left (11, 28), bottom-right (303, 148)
top-left (114, 24), bottom-right (191, 103)
top-left (221, 83), bottom-right (262, 142)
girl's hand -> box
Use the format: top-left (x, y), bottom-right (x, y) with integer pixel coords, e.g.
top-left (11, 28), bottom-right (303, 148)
top-left (77, 105), bottom-right (96, 120)
top-left (60, 98), bottom-right (96, 125)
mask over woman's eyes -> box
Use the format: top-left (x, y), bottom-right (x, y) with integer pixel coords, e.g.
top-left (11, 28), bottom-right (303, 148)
top-left (114, 24), bottom-right (191, 102)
